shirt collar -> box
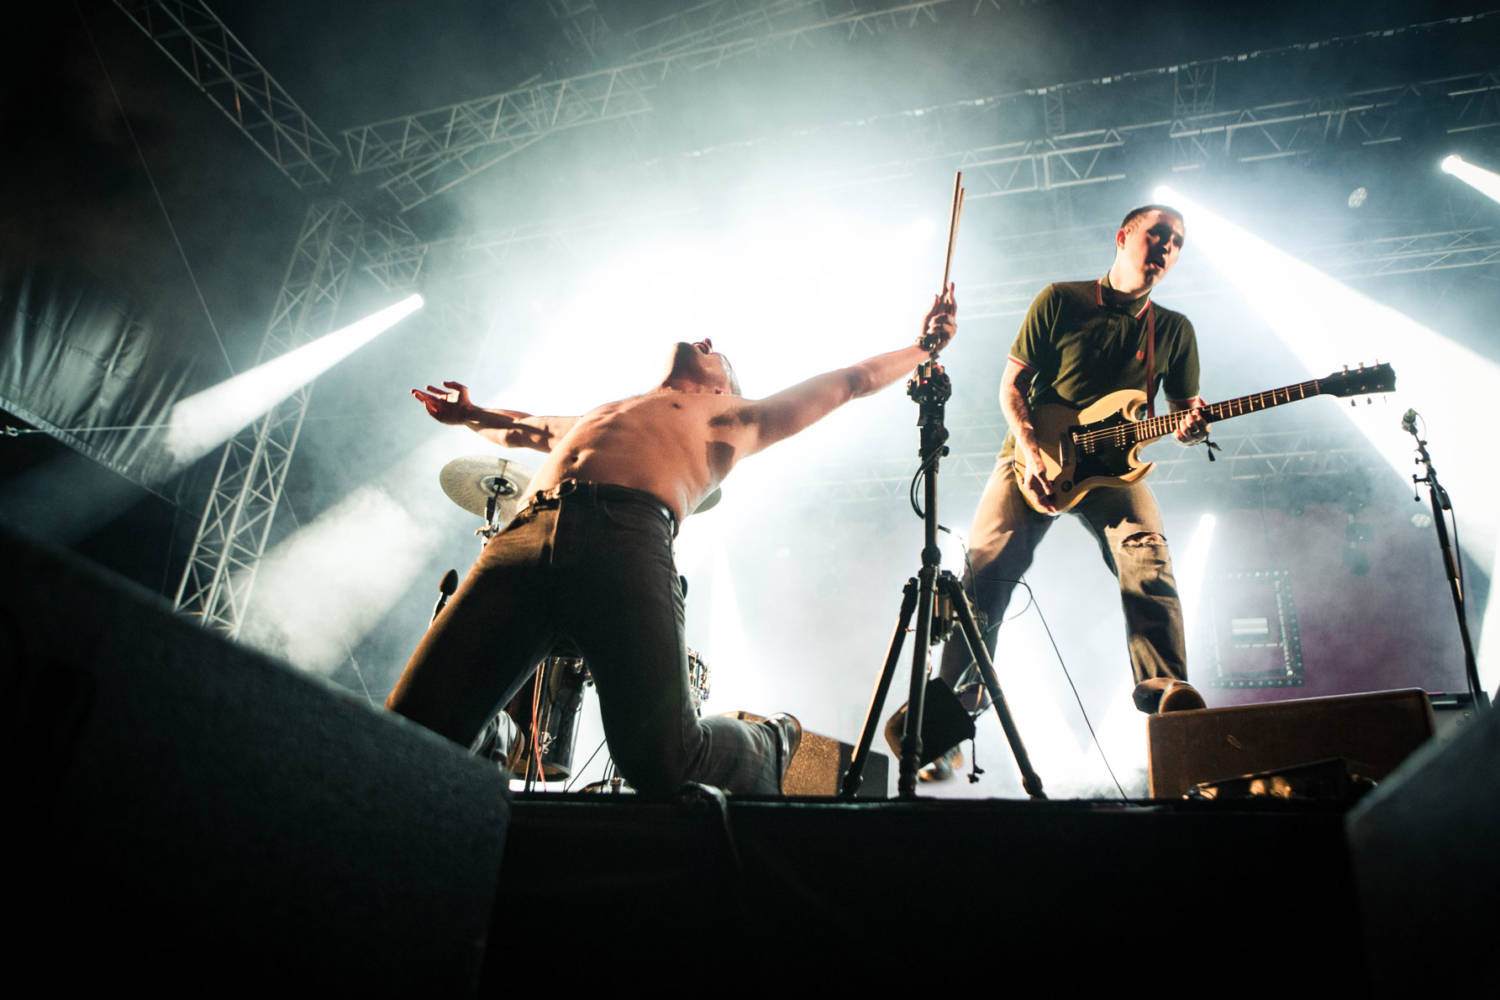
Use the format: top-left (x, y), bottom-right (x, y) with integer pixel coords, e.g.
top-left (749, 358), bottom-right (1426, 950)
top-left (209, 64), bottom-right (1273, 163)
top-left (1097, 274), bottom-right (1152, 319)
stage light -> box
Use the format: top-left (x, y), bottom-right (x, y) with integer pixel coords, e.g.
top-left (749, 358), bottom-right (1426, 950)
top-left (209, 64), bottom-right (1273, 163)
top-left (165, 293), bottom-right (424, 468)
top-left (1152, 184), bottom-right (1495, 476)
top-left (1439, 153), bottom-right (1500, 204)
top-left (1153, 184), bottom-right (1499, 679)
top-left (1177, 513), bottom-right (1218, 630)
top-left (238, 484), bottom-right (441, 676)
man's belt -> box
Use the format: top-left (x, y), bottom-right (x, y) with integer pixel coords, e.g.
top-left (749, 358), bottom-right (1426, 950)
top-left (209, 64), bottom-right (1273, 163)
top-left (525, 480), bottom-right (678, 535)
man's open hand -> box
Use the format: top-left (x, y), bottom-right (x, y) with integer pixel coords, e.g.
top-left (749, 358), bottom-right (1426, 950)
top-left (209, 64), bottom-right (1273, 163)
top-left (411, 380), bottom-right (474, 424)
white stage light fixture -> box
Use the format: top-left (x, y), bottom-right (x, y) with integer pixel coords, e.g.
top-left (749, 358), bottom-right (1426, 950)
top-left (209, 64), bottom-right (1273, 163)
top-left (166, 293), bottom-right (424, 467)
top-left (1440, 153), bottom-right (1500, 204)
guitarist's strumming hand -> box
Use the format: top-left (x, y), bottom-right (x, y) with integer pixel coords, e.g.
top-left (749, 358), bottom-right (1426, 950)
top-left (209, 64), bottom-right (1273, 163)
top-left (1018, 439), bottom-right (1060, 514)
top-left (1000, 359), bottom-right (1060, 514)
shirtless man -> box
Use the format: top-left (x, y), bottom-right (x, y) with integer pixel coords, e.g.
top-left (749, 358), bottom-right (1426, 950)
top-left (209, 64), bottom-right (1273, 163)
top-left (387, 288), bottom-right (957, 795)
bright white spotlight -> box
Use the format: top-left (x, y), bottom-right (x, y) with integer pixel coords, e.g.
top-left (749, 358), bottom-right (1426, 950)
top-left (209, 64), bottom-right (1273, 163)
top-left (1177, 513), bottom-right (1218, 629)
top-left (1152, 184), bottom-right (1500, 632)
top-left (1153, 184), bottom-right (1497, 465)
top-left (166, 293), bottom-right (423, 467)
top-left (1439, 153), bottom-right (1500, 204)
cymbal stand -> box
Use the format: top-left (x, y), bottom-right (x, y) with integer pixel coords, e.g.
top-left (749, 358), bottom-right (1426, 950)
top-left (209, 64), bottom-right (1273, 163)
top-left (841, 360), bottom-right (1046, 800)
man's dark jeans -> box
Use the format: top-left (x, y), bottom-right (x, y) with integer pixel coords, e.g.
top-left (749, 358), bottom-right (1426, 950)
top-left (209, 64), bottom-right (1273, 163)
top-left (387, 483), bottom-right (779, 794)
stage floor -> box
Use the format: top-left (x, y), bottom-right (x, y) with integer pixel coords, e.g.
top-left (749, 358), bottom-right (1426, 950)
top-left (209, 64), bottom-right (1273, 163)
top-left (487, 792), bottom-right (1361, 983)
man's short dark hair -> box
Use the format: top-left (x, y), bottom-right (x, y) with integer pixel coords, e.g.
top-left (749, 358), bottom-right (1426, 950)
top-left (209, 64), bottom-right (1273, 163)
top-left (1119, 204), bottom-right (1184, 233)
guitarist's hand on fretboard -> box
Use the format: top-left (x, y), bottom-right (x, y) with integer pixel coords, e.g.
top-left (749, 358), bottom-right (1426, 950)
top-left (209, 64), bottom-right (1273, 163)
top-left (1172, 405), bottom-right (1211, 445)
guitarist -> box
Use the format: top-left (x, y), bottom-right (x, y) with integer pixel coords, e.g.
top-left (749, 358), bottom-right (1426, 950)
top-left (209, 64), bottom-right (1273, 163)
top-left (901, 205), bottom-right (1210, 781)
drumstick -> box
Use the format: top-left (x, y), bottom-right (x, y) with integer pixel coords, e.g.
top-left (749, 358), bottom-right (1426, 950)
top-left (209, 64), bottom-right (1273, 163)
top-left (941, 171), bottom-right (965, 292)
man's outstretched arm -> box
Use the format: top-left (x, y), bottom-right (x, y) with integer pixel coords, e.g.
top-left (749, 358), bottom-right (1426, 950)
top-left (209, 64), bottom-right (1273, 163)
top-left (734, 286), bottom-right (957, 454)
top-left (411, 380), bottom-right (577, 453)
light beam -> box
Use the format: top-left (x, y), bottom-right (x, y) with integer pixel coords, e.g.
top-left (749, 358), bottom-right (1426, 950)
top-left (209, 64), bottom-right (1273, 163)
top-left (1154, 184), bottom-right (1499, 684)
top-left (166, 293), bottom-right (423, 467)
top-left (1441, 154), bottom-right (1500, 205)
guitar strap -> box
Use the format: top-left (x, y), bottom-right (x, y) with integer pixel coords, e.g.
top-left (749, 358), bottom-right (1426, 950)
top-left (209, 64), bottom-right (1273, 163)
top-left (1096, 279), bottom-right (1158, 417)
top-left (1144, 303), bottom-right (1156, 419)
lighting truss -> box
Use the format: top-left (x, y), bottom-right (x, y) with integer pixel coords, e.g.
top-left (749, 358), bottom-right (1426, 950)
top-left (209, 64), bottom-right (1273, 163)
top-left (173, 201), bottom-right (365, 634)
top-left (360, 215), bottom-right (1500, 320)
top-left (548, 0), bottom-right (613, 61)
top-left (112, 0), bottom-right (343, 189)
top-left (340, 0), bottom-right (956, 209)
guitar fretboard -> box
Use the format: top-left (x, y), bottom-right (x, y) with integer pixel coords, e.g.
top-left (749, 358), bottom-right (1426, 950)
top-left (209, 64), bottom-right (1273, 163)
top-left (1075, 379), bottom-right (1326, 448)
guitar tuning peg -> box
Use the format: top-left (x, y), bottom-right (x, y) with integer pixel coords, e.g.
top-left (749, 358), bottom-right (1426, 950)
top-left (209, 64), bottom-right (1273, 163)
top-left (1366, 397), bottom-right (1372, 405)
top-left (1358, 362), bottom-right (1365, 371)
top-left (1350, 399), bottom-right (1356, 407)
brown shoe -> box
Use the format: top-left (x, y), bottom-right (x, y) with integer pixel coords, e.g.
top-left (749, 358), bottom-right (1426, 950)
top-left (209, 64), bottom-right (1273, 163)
top-left (1158, 680), bottom-right (1206, 713)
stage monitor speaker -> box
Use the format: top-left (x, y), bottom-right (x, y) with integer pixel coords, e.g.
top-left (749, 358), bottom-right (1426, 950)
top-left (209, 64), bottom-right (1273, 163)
top-left (0, 522), bottom-right (509, 992)
top-left (727, 711), bottom-right (887, 797)
top-left (1347, 686), bottom-right (1500, 994)
top-left (1147, 689), bottom-right (1434, 799)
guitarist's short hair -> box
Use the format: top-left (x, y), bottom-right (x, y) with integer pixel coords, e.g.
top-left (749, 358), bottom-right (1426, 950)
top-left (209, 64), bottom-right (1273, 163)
top-left (1120, 204), bottom-right (1184, 233)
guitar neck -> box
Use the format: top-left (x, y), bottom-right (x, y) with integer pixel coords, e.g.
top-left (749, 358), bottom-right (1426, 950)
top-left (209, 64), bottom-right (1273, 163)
top-left (1130, 378), bottom-right (1328, 443)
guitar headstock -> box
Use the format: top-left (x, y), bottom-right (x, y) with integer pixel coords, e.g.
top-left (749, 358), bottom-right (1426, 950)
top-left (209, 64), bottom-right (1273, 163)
top-left (1321, 362), bottom-right (1396, 397)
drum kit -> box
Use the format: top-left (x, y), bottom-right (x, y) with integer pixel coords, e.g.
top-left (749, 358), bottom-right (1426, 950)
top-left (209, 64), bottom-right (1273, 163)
top-left (438, 455), bottom-right (713, 790)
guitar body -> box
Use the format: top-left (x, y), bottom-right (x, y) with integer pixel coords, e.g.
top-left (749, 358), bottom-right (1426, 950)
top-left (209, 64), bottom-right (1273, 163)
top-left (1009, 362), bottom-right (1396, 516)
top-left (1017, 389), bottom-right (1157, 515)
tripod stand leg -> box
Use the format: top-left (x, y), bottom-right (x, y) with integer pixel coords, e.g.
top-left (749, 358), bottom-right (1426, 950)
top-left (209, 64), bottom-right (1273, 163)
top-left (940, 572), bottom-right (1046, 799)
top-left (840, 579), bottom-right (919, 800)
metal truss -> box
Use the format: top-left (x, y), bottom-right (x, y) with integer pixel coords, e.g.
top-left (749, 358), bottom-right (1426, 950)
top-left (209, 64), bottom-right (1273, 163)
top-left (341, 0), bottom-right (955, 209)
top-left (549, 0), bottom-right (613, 61)
top-left (173, 201), bottom-right (365, 634)
top-left (362, 212), bottom-right (1499, 320)
top-left (358, 212), bottom-right (426, 290)
top-left (961, 227), bottom-right (1500, 319)
top-left (947, 71), bottom-right (1500, 201)
top-left (113, 0), bottom-right (342, 189)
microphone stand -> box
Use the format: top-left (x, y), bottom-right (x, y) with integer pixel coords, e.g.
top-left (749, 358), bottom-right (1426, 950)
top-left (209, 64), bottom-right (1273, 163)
top-left (841, 358), bottom-right (1045, 800)
top-left (1405, 413), bottom-right (1489, 711)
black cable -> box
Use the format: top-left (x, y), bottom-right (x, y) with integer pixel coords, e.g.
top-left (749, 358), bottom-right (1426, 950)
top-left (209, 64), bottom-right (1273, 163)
top-left (952, 533), bottom-right (1129, 800)
top-left (1025, 580), bottom-right (1132, 801)
top-left (564, 737), bottom-right (610, 792)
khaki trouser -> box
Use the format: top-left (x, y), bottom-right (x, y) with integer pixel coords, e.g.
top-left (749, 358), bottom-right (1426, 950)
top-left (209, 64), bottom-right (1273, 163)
top-left (938, 458), bottom-right (1189, 694)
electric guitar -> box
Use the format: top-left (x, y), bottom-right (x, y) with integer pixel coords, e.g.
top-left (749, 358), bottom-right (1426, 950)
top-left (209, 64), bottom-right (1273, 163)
top-left (1015, 362), bottom-right (1397, 514)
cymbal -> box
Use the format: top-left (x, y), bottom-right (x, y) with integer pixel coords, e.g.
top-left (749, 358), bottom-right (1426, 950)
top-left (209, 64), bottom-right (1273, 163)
top-left (693, 488), bottom-right (723, 515)
top-left (439, 456), bottom-right (534, 520)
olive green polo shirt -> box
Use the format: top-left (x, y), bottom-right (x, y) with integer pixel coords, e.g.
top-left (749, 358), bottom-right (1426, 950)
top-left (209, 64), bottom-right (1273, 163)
top-left (999, 276), bottom-right (1200, 459)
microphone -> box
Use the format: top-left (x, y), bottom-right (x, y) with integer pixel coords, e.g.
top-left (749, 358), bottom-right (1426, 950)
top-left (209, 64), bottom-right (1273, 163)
top-left (432, 569), bottom-right (459, 621)
top-left (1401, 409), bottom-right (1418, 435)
